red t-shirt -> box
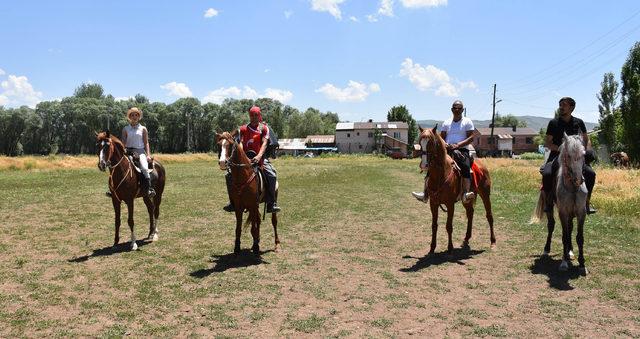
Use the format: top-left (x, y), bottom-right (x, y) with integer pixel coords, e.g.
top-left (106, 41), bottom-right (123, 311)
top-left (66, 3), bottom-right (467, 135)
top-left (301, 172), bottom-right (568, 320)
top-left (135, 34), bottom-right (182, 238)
top-left (240, 123), bottom-right (269, 163)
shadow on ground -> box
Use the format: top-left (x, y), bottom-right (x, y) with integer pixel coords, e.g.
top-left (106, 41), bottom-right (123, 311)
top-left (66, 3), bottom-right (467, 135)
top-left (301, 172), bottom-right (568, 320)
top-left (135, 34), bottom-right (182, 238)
top-left (189, 249), bottom-right (273, 278)
top-left (400, 247), bottom-right (485, 272)
top-left (68, 240), bottom-right (153, 263)
top-left (530, 254), bottom-right (584, 290)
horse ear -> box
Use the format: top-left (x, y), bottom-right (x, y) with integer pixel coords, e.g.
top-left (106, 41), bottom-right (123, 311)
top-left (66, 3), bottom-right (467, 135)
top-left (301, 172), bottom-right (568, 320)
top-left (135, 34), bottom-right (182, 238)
top-left (431, 123), bottom-right (438, 133)
top-left (418, 125), bottom-right (424, 133)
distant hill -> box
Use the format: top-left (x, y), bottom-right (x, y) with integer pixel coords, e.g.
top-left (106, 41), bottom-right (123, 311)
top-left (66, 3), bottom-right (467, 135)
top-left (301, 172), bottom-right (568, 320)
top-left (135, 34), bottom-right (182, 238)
top-left (417, 115), bottom-right (597, 132)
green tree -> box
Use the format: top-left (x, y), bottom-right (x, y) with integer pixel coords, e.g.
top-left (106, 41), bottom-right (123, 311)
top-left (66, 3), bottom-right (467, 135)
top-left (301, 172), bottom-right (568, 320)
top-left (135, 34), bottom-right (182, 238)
top-left (387, 105), bottom-right (417, 144)
top-left (620, 41), bottom-right (640, 160)
top-left (494, 113), bottom-right (527, 128)
top-left (597, 72), bottom-right (620, 150)
top-left (73, 83), bottom-right (105, 99)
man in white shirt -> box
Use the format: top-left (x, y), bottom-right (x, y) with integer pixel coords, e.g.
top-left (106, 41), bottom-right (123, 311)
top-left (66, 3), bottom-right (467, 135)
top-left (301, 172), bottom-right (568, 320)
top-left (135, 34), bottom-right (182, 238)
top-left (412, 100), bottom-right (476, 203)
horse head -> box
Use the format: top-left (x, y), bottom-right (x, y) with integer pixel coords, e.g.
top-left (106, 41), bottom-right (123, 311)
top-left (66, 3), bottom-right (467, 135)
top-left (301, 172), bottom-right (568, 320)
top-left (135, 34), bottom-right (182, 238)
top-left (559, 133), bottom-right (585, 188)
top-left (416, 124), bottom-right (442, 171)
top-left (96, 131), bottom-right (113, 171)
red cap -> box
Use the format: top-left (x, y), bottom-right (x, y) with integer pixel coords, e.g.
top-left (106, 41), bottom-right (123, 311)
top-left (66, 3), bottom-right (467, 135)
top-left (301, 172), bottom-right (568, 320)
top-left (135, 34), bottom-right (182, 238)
top-left (249, 106), bottom-right (262, 121)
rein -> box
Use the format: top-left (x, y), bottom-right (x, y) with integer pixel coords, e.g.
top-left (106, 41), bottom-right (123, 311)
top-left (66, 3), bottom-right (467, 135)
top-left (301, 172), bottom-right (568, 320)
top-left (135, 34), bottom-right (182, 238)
top-left (106, 141), bottom-right (134, 202)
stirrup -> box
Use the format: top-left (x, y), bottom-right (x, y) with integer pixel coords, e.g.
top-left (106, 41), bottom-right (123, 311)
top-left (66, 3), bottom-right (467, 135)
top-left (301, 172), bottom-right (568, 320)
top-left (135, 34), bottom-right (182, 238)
top-left (267, 204), bottom-right (281, 213)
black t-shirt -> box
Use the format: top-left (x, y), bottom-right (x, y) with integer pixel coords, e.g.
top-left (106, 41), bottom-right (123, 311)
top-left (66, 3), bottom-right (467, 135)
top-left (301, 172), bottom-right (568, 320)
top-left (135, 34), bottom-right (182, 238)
top-left (546, 115), bottom-right (586, 158)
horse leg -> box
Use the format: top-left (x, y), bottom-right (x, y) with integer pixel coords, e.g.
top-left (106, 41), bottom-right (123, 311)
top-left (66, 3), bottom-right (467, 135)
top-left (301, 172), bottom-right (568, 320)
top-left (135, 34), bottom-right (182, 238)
top-left (567, 216), bottom-right (575, 260)
top-left (479, 186), bottom-right (496, 248)
top-left (126, 200), bottom-right (137, 251)
top-left (446, 204), bottom-right (455, 253)
top-left (143, 196), bottom-right (158, 241)
top-left (559, 214), bottom-right (570, 271)
top-left (428, 202), bottom-right (439, 254)
top-left (112, 197), bottom-right (121, 246)
top-left (272, 211), bottom-right (280, 252)
top-left (462, 202), bottom-right (474, 249)
top-left (251, 210), bottom-right (260, 255)
top-left (234, 209), bottom-right (242, 254)
top-left (543, 212), bottom-right (555, 256)
top-left (576, 214), bottom-right (587, 275)
top-left (153, 194), bottom-right (161, 240)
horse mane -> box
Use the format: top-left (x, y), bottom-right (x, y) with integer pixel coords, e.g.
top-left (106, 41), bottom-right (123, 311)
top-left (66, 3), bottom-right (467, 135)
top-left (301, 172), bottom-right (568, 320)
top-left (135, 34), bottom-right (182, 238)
top-left (558, 134), bottom-right (584, 162)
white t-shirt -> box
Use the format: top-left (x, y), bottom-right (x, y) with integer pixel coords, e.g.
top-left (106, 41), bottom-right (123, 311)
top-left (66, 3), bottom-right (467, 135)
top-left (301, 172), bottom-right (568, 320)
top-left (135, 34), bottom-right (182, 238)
top-left (123, 124), bottom-right (146, 149)
top-left (441, 117), bottom-right (474, 150)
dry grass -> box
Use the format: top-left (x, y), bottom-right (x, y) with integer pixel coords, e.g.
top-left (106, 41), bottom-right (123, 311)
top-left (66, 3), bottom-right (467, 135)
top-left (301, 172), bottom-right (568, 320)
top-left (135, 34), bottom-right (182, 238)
top-left (0, 153), bottom-right (216, 171)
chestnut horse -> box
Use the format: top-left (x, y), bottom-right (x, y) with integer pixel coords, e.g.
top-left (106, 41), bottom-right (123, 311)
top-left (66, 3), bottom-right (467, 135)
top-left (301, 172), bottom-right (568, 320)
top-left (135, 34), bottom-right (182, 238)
top-left (216, 131), bottom-right (280, 255)
top-left (96, 131), bottom-right (166, 250)
top-left (416, 126), bottom-right (496, 254)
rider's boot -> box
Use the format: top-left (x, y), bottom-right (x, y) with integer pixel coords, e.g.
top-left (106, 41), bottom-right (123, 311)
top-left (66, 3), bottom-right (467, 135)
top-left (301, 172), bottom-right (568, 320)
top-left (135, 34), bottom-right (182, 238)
top-left (223, 202), bottom-right (235, 212)
top-left (412, 178), bottom-right (429, 203)
top-left (586, 192), bottom-right (597, 214)
top-left (143, 177), bottom-right (156, 198)
top-left (462, 178), bottom-right (475, 203)
top-left (266, 203), bottom-right (281, 213)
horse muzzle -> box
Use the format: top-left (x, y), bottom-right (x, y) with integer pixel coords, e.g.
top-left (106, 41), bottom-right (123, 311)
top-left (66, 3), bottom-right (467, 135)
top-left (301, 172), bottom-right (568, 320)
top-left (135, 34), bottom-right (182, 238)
top-left (218, 160), bottom-right (227, 171)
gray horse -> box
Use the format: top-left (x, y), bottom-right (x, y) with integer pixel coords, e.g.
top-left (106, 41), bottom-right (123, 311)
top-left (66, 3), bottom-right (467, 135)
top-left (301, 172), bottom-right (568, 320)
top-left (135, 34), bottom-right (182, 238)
top-left (534, 133), bottom-right (588, 274)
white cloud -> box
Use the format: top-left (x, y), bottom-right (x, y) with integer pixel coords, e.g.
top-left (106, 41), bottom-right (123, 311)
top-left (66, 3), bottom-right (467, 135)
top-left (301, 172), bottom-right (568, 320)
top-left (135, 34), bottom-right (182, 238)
top-left (400, 0), bottom-right (447, 8)
top-left (349, 16), bottom-right (360, 22)
top-left (264, 88), bottom-right (294, 103)
top-left (204, 8), bottom-right (219, 18)
top-left (160, 81), bottom-right (193, 98)
top-left (378, 0), bottom-right (394, 16)
top-left (315, 80), bottom-right (380, 102)
top-left (264, 69), bottom-right (271, 73)
top-left (366, 15), bottom-right (378, 22)
top-left (0, 74), bottom-right (43, 108)
top-left (0, 68), bottom-right (5, 76)
top-left (310, 0), bottom-right (345, 20)
top-left (203, 86), bottom-right (293, 104)
top-left (115, 96), bottom-right (134, 102)
top-left (284, 10), bottom-right (293, 19)
top-left (399, 58), bottom-right (474, 97)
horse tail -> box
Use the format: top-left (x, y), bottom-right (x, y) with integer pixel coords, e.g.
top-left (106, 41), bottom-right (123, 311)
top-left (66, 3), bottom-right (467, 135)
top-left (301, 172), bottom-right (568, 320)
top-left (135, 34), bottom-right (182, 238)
top-left (243, 209), bottom-right (261, 232)
top-left (531, 190), bottom-right (546, 224)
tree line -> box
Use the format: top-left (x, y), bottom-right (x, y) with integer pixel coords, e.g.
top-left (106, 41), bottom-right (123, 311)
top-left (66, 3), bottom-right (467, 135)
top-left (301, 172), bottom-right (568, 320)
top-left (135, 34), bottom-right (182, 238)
top-left (596, 41), bottom-right (640, 162)
top-left (0, 84), bottom-right (340, 156)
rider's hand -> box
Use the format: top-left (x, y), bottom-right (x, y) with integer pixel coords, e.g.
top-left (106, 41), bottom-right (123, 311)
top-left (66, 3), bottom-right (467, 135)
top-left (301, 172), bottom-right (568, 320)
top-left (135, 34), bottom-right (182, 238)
top-left (251, 154), bottom-right (262, 164)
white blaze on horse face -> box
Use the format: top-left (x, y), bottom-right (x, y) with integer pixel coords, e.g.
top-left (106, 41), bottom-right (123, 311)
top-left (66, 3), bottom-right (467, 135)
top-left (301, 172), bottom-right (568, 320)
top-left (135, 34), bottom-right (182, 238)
top-left (99, 140), bottom-right (108, 170)
top-left (420, 138), bottom-right (429, 170)
top-left (219, 139), bottom-right (228, 170)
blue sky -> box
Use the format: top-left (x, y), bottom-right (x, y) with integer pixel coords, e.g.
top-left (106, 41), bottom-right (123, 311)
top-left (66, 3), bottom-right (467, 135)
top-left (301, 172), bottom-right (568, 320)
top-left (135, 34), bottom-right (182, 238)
top-left (1, 1), bottom-right (639, 123)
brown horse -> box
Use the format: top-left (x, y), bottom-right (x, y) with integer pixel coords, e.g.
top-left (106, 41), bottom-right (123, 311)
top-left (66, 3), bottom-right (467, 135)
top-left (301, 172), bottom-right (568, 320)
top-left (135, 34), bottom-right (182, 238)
top-left (611, 151), bottom-right (630, 168)
top-left (96, 131), bottom-right (166, 250)
top-left (416, 126), bottom-right (496, 254)
top-left (216, 131), bottom-right (280, 255)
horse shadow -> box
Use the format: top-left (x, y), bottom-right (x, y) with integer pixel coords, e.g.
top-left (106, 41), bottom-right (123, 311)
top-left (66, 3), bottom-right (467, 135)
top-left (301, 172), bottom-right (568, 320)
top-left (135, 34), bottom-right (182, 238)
top-left (529, 254), bottom-right (582, 290)
top-left (400, 247), bottom-right (485, 272)
top-left (67, 240), bottom-right (153, 263)
top-left (189, 249), bottom-right (272, 278)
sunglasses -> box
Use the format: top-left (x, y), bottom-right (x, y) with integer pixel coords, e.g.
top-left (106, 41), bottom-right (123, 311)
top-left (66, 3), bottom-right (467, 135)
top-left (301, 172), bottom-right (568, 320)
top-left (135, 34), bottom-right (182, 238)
top-left (452, 107), bottom-right (463, 110)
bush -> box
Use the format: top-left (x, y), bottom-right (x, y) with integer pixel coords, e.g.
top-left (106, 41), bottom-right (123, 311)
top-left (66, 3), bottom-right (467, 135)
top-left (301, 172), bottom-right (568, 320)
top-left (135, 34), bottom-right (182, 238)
top-left (520, 152), bottom-right (544, 160)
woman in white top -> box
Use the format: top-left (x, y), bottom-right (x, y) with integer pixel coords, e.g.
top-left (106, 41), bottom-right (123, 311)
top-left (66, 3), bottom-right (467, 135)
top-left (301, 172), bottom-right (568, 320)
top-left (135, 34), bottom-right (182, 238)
top-left (122, 107), bottom-right (155, 198)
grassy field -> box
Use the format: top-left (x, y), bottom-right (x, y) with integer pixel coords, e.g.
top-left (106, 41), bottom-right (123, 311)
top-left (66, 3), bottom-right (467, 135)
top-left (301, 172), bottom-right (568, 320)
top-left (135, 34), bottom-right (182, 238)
top-left (0, 155), bottom-right (639, 337)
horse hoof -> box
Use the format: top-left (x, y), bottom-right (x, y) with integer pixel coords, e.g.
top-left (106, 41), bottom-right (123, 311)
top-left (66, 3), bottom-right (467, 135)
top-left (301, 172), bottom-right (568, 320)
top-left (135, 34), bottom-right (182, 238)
top-left (252, 246), bottom-right (260, 255)
top-left (274, 244), bottom-right (281, 253)
top-left (569, 250), bottom-right (575, 260)
top-left (490, 243), bottom-right (496, 250)
top-left (131, 242), bottom-right (138, 251)
top-left (150, 233), bottom-right (158, 242)
top-left (542, 250), bottom-right (550, 257)
top-left (579, 266), bottom-right (588, 276)
top-left (559, 261), bottom-right (568, 271)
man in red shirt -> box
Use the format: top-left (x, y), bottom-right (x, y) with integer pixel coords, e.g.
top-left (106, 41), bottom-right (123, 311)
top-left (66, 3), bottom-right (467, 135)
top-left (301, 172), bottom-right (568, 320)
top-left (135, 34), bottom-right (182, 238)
top-left (223, 106), bottom-right (281, 213)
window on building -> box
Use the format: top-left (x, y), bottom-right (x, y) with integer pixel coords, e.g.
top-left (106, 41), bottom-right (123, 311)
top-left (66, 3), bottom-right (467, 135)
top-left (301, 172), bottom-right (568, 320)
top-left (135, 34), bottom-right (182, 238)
top-left (393, 132), bottom-right (401, 139)
top-left (358, 144), bottom-right (363, 149)
top-left (512, 138), bottom-right (516, 145)
top-left (488, 137), bottom-right (494, 145)
top-left (526, 137), bottom-right (533, 144)
top-left (347, 133), bottom-right (350, 138)
top-left (368, 132), bottom-right (373, 138)
top-left (357, 132), bottom-right (360, 136)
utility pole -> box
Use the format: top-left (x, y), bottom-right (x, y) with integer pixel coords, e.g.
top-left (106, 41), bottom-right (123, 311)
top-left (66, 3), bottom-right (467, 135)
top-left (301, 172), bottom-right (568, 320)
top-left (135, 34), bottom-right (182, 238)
top-left (490, 83), bottom-right (497, 154)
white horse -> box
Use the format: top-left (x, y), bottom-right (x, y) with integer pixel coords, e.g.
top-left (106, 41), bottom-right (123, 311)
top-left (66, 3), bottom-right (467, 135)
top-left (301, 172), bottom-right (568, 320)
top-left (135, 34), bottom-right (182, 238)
top-left (534, 133), bottom-right (588, 274)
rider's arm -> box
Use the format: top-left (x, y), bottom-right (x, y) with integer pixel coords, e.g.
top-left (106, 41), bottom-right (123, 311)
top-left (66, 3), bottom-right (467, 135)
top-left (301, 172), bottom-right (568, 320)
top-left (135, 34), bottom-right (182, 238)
top-left (544, 135), bottom-right (559, 152)
top-left (457, 130), bottom-right (475, 148)
top-left (143, 127), bottom-right (151, 157)
top-left (121, 127), bottom-right (128, 145)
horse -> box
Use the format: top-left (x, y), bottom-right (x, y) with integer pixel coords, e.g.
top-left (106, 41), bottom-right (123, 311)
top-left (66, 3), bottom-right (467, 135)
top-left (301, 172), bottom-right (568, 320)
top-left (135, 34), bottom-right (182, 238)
top-left (611, 151), bottom-right (629, 168)
top-left (534, 133), bottom-right (588, 274)
top-left (96, 131), bottom-right (166, 250)
top-left (216, 131), bottom-right (280, 255)
top-left (416, 126), bottom-right (496, 254)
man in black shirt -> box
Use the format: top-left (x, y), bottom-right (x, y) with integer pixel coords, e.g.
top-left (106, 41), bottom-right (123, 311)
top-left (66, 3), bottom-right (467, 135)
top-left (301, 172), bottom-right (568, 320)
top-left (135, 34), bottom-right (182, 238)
top-left (541, 97), bottom-right (597, 214)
